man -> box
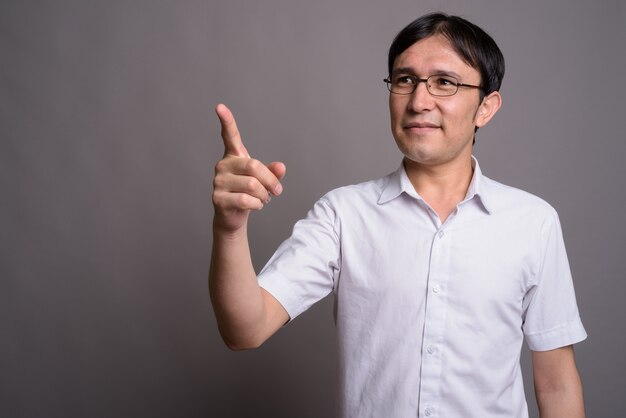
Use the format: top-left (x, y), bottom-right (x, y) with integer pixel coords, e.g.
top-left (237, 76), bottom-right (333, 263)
top-left (210, 12), bottom-right (586, 418)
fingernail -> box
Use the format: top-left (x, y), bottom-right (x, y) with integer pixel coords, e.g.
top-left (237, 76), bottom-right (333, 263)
top-left (274, 183), bottom-right (283, 195)
top-left (264, 196), bottom-right (272, 204)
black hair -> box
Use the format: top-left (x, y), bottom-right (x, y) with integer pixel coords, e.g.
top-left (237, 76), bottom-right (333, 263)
top-left (388, 12), bottom-right (505, 98)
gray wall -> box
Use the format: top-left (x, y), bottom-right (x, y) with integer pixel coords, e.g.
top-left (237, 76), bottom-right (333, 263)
top-left (2, 0), bottom-right (624, 417)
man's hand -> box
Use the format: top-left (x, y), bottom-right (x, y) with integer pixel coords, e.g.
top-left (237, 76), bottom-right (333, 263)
top-left (212, 104), bottom-right (286, 233)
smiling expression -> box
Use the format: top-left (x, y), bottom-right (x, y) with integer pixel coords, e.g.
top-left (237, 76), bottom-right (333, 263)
top-left (389, 34), bottom-right (499, 170)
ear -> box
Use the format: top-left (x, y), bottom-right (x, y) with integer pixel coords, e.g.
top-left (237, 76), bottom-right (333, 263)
top-left (475, 91), bottom-right (502, 128)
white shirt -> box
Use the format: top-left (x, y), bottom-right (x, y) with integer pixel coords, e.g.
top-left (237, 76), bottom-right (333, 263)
top-left (258, 158), bottom-right (586, 418)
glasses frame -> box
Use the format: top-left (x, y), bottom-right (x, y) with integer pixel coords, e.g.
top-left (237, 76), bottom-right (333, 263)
top-left (383, 74), bottom-right (483, 97)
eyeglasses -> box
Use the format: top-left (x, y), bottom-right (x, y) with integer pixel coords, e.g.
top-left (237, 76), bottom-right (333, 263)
top-left (383, 74), bottom-right (483, 97)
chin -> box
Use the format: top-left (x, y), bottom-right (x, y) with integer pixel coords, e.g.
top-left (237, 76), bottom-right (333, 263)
top-left (397, 140), bottom-right (435, 161)
top-left (404, 154), bottom-right (440, 166)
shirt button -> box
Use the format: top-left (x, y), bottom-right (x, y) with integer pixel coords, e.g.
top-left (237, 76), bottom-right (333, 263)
top-left (438, 230), bottom-right (444, 238)
top-left (425, 406), bottom-right (434, 416)
top-left (432, 284), bottom-right (441, 293)
top-left (427, 345), bottom-right (436, 354)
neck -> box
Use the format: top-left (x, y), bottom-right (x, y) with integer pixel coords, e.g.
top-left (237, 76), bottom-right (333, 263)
top-left (403, 156), bottom-right (474, 222)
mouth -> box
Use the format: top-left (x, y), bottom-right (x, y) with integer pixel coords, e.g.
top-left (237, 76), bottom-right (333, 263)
top-left (403, 121), bottom-right (440, 133)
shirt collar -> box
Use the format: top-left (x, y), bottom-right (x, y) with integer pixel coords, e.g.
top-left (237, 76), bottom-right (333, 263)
top-left (378, 156), bottom-right (493, 214)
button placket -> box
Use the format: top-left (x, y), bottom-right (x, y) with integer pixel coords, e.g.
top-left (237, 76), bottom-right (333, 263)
top-left (418, 227), bottom-right (452, 418)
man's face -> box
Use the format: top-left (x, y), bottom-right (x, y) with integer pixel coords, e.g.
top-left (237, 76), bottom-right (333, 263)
top-left (389, 34), bottom-right (498, 169)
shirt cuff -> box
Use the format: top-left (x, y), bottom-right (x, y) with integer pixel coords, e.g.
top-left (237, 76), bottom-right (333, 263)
top-left (525, 317), bottom-right (587, 351)
top-left (259, 276), bottom-right (305, 323)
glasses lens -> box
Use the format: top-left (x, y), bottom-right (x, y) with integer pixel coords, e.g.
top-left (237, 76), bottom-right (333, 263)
top-left (427, 75), bottom-right (458, 96)
top-left (389, 75), bottom-right (416, 94)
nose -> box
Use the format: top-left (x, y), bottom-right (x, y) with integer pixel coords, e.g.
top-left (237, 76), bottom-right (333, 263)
top-left (408, 80), bottom-right (435, 113)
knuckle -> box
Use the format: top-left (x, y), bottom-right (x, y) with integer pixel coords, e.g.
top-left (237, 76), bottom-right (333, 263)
top-left (236, 193), bottom-right (251, 207)
top-left (244, 177), bottom-right (259, 193)
top-left (239, 193), bottom-right (263, 210)
top-left (211, 190), bottom-right (225, 208)
top-left (214, 159), bottom-right (228, 174)
top-left (245, 158), bottom-right (261, 173)
top-left (212, 175), bottom-right (224, 190)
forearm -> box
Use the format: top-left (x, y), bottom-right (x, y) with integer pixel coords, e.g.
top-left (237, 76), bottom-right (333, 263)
top-left (536, 379), bottom-right (585, 418)
top-left (209, 221), bottom-right (268, 350)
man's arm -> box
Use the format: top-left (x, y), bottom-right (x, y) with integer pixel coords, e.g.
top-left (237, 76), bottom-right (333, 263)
top-left (209, 104), bottom-right (289, 350)
top-left (532, 345), bottom-right (585, 418)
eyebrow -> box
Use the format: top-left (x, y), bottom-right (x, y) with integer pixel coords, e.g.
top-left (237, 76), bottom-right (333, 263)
top-left (392, 67), bottom-right (463, 80)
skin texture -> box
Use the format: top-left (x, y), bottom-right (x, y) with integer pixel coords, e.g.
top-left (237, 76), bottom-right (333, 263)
top-left (533, 346), bottom-right (586, 418)
top-left (390, 35), bottom-right (489, 169)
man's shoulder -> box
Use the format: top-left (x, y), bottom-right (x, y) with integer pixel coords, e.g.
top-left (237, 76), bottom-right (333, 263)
top-left (320, 172), bottom-right (393, 206)
top-left (482, 175), bottom-right (559, 218)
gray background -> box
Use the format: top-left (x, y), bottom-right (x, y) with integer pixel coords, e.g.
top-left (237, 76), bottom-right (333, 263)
top-left (1, 0), bottom-right (624, 417)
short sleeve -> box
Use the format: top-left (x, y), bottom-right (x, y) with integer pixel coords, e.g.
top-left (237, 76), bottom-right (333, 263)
top-left (257, 197), bottom-right (340, 321)
top-left (522, 209), bottom-right (587, 351)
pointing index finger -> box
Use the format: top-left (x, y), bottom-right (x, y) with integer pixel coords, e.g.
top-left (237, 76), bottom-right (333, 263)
top-left (215, 104), bottom-right (250, 158)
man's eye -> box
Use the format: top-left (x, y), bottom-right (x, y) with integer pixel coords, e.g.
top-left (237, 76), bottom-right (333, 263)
top-left (395, 76), bottom-right (415, 86)
top-left (434, 76), bottom-right (456, 86)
